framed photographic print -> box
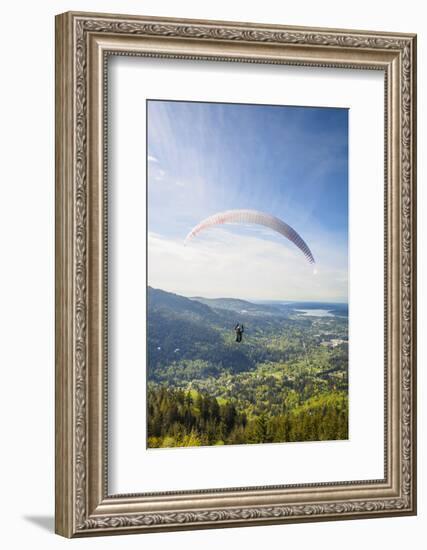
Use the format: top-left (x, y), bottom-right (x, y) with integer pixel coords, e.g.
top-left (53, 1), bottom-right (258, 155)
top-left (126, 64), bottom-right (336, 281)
top-left (55, 11), bottom-right (417, 537)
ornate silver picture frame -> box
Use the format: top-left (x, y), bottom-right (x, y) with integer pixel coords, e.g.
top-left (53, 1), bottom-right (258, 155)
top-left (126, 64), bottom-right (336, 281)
top-left (55, 11), bottom-right (417, 537)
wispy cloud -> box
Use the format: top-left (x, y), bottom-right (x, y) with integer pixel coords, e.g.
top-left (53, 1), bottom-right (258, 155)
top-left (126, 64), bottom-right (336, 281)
top-left (148, 228), bottom-right (347, 302)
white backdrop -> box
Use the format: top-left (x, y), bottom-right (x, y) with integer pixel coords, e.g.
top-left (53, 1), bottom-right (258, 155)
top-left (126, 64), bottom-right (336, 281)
top-left (109, 58), bottom-right (384, 494)
top-left (0, 1), bottom-right (424, 549)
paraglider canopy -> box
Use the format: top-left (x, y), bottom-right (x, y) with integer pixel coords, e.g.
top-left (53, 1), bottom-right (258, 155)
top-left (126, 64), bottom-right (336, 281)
top-left (185, 209), bottom-right (315, 265)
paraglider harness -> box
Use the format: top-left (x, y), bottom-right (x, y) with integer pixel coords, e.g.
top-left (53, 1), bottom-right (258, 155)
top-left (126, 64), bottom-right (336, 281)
top-left (234, 323), bottom-right (244, 343)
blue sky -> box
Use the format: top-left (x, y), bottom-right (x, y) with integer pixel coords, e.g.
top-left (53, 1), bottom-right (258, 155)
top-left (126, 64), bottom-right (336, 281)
top-left (147, 100), bottom-right (348, 302)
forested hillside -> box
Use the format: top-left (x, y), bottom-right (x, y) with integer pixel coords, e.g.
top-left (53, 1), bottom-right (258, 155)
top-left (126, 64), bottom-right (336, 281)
top-left (147, 287), bottom-right (348, 448)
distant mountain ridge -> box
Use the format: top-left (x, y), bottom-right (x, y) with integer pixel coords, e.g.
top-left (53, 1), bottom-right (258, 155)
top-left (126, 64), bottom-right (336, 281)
top-left (148, 287), bottom-right (348, 319)
top-left (190, 296), bottom-right (284, 317)
top-left (148, 286), bottom-right (217, 321)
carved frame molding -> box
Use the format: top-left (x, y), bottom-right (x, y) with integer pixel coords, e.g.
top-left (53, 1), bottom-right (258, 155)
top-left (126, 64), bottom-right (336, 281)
top-left (55, 11), bottom-right (416, 537)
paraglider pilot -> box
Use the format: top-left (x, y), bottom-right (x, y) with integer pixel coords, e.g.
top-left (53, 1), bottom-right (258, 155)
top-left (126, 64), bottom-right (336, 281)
top-left (235, 323), bottom-right (244, 343)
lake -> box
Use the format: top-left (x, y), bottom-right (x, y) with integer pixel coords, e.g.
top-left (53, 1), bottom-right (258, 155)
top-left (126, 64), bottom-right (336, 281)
top-left (294, 309), bottom-right (335, 317)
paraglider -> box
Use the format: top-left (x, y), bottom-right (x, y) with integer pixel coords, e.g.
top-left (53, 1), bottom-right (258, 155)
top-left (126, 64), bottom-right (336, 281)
top-left (235, 323), bottom-right (244, 343)
top-left (185, 209), bottom-right (315, 265)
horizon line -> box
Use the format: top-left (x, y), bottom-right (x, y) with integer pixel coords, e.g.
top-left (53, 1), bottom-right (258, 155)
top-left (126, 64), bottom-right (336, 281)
top-left (147, 285), bottom-right (348, 305)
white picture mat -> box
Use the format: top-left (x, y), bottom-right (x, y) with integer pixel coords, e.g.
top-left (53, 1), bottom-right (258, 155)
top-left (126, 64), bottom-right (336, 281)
top-left (108, 57), bottom-right (384, 494)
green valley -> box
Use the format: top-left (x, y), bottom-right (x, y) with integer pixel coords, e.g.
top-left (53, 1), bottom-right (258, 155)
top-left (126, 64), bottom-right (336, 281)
top-left (147, 287), bottom-right (348, 448)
